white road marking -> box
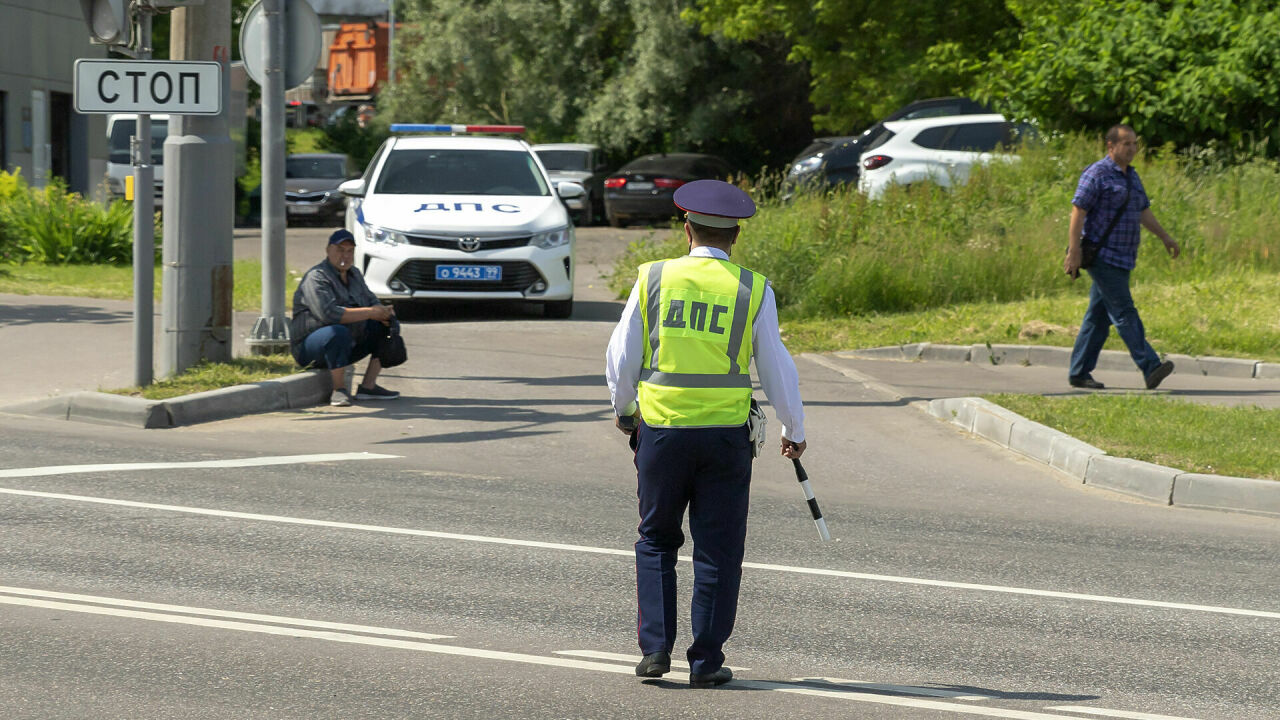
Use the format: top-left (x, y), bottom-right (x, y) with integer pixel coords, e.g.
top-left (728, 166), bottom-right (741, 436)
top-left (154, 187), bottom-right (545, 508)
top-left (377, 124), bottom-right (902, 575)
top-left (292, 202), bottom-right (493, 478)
top-left (1046, 707), bottom-right (1204, 720)
top-left (0, 586), bottom-right (451, 641)
top-left (2, 485), bottom-right (1278, 622)
top-left (553, 649), bottom-right (749, 672)
top-left (0, 591), bottom-right (1152, 719)
top-left (0, 452), bottom-right (400, 478)
top-left (793, 677), bottom-right (994, 700)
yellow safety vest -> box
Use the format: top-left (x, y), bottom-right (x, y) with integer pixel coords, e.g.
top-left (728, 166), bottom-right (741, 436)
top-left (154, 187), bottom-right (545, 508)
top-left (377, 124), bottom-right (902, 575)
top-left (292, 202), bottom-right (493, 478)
top-left (637, 255), bottom-right (766, 427)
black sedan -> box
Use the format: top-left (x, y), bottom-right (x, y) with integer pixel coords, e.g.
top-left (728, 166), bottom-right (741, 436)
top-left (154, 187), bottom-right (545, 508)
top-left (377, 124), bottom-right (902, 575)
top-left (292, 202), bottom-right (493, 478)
top-left (603, 153), bottom-right (735, 227)
top-left (284, 153), bottom-right (354, 225)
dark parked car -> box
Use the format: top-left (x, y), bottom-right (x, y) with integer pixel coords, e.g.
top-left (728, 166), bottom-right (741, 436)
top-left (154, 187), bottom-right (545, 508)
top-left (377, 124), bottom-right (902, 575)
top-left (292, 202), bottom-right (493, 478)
top-left (784, 96), bottom-right (992, 195)
top-left (284, 153), bottom-right (354, 225)
top-left (533, 143), bottom-right (609, 226)
top-left (603, 153), bottom-right (735, 227)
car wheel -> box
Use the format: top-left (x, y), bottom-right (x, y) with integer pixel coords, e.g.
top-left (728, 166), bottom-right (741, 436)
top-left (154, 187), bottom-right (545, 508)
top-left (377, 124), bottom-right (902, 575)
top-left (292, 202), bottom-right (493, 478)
top-left (607, 211), bottom-right (626, 228)
top-left (543, 298), bottom-right (573, 319)
top-left (577, 193), bottom-right (594, 226)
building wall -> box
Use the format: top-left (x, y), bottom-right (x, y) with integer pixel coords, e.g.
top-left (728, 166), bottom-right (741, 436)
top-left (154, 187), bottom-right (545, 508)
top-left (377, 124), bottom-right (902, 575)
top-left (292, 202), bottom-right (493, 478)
top-left (0, 0), bottom-right (108, 197)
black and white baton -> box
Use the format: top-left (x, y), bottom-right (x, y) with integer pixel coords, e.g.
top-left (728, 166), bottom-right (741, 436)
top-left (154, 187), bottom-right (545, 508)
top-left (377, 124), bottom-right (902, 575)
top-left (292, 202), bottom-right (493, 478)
top-left (790, 450), bottom-right (830, 541)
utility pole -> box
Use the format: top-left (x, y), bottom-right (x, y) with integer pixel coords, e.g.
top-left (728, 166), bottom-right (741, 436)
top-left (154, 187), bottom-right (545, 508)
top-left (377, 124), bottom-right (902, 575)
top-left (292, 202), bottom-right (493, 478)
top-left (132, 8), bottom-right (155, 386)
top-left (246, 0), bottom-right (290, 355)
top-left (162, 0), bottom-right (234, 376)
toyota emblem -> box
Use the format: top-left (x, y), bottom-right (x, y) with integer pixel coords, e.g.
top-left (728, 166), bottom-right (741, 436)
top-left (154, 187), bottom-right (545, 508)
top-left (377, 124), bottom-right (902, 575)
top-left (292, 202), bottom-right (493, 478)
top-left (457, 236), bottom-right (481, 252)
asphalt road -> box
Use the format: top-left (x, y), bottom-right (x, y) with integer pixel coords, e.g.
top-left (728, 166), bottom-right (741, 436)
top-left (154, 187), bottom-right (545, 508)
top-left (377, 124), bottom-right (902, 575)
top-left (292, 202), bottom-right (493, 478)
top-left (2, 221), bottom-right (1278, 719)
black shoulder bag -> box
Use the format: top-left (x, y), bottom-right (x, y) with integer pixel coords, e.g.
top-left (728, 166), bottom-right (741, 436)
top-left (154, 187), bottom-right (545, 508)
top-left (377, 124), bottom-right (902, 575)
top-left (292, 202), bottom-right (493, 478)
top-left (376, 318), bottom-right (408, 368)
top-left (1078, 170), bottom-right (1132, 269)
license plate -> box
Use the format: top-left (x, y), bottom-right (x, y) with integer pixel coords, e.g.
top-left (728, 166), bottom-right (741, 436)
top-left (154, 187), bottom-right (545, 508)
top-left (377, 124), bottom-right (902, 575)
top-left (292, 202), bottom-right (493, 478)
top-left (287, 204), bottom-right (319, 215)
top-left (628, 181), bottom-right (654, 191)
top-left (435, 264), bottom-right (501, 281)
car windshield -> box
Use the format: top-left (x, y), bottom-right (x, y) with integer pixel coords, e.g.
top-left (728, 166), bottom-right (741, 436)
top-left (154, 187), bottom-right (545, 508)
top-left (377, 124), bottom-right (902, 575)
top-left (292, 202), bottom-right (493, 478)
top-left (374, 149), bottom-right (551, 195)
top-left (536, 150), bottom-right (589, 172)
top-left (286, 157), bottom-right (347, 179)
top-left (108, 119), bottom-right (166, 165)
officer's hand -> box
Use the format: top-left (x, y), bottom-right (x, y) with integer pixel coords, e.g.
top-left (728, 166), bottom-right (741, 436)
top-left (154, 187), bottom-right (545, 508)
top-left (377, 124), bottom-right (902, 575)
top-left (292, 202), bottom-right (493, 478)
top-left (1063, 246), bottom-right (1081, 280)
top-left (782, 439), bottom-right (806, 459)
top-left (616, 413), bottom-right (639, 435)
top-left (1163, 236), bottom-right (1181, 259)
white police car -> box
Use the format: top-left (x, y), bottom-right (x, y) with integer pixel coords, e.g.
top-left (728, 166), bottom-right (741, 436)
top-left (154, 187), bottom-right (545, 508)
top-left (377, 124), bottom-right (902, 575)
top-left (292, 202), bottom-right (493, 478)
top-left (338, 124), bottom-right (584, 318)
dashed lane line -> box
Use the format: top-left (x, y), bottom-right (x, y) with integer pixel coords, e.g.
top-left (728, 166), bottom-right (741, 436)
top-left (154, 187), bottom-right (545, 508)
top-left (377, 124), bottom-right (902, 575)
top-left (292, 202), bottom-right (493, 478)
top-left (0, 586), bottom-right (451, 641)
top-left (0, 452), bottom-right (401, 478)
top-left (2, 485), bottom-right (1278, 622)
top-left (0, 590), bottom-right (1170, 720)
top-left (1045, 707), bottom-right (1204, 720)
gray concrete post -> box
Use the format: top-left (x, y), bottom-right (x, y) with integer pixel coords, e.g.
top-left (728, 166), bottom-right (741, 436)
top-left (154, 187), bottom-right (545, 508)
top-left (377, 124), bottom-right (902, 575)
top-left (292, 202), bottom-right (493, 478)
top-left (246, 0), bottom-right (290, 355)
top-left (161, 0), bottom-right (234, 378)
top-left (132, 11), bottom-right (155, 387)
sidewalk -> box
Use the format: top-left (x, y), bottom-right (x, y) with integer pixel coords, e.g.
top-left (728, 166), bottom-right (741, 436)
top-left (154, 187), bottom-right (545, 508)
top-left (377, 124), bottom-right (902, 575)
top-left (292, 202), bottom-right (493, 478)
top-left (805, 345), bottom-right (1280, 518)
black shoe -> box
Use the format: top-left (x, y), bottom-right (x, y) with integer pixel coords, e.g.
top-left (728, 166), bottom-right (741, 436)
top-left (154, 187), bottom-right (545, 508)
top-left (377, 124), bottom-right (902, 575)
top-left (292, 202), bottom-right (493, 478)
top-left (635, 651), bottom-right (670, 678)
top-left (1069, 375), bottom-right (1105, 390)
top-left (1145, 360), bottom-right (1175, 390)
top-left (689, 667), bottom-right (732, 688)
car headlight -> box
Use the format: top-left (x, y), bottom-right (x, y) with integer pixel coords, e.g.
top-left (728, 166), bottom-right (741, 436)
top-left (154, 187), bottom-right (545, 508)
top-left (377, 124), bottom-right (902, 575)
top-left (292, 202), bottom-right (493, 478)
top-left (788, 156), bottom-right (823, 177)
top-left (362, 223), bottom-right (408, 246)
top-left (531, 226), bottom-right (571, 249)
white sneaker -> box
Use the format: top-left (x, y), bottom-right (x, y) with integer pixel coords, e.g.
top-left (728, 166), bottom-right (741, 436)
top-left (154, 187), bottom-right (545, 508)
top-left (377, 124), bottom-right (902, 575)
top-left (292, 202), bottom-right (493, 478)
top-left (329, 389), bottom-right (352, 407)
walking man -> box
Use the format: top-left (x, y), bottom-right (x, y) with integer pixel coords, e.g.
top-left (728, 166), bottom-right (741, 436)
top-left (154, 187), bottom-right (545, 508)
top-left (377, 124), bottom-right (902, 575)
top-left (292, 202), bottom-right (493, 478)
top-left (1064, 124), bottom-right (1180, 390)
top-left (605, 180), bottom-right (807, 688)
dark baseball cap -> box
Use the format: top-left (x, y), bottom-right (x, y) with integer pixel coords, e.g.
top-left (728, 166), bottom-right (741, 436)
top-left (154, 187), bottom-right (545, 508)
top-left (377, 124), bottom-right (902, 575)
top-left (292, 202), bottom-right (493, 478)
top-left (328, 229), bottom-right (355, 245)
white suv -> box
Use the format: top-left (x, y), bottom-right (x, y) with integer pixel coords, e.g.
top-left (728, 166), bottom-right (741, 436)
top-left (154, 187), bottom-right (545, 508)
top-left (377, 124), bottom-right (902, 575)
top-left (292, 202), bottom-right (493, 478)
top-left (339, 126), bottom-right (584, 318)
top-left (857, 114), bottom-right (1033, 199)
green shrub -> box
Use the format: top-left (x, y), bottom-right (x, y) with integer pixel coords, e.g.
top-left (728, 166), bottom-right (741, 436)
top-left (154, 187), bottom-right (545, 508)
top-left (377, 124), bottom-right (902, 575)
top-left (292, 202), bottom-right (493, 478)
top-left (609, 133), bottom-right (1280, 319)
top-left (0, 169), bottom-right (159, 265)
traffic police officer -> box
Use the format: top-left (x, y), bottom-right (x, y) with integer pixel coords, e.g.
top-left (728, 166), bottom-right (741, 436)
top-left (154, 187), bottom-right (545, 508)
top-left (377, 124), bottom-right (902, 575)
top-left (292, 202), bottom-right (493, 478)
top-left (605, 179), bottom-right (807, 688)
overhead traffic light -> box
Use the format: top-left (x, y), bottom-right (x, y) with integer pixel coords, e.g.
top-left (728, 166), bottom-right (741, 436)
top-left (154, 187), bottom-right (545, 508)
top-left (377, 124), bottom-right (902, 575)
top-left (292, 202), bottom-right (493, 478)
top-left (79, 0), bottom-right (132, 46)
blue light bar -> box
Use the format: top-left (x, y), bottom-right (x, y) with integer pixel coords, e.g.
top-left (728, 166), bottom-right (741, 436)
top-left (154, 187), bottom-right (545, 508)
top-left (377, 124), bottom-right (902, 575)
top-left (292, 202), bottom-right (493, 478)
top-left (391, 124), bottom-right (526, 134)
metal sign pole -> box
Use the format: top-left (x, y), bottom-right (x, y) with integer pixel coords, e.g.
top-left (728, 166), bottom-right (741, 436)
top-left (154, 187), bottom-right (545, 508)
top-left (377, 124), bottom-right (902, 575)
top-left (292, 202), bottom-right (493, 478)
top-left (247, 0), bottom-right (290, 354)
top-left (132, 8), bottom-right (155, 387)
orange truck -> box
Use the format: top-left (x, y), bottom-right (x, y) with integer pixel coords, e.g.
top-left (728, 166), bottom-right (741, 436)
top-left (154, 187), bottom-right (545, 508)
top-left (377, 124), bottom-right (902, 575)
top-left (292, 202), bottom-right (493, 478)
top-left (327, 22), bottom-right (394, 100)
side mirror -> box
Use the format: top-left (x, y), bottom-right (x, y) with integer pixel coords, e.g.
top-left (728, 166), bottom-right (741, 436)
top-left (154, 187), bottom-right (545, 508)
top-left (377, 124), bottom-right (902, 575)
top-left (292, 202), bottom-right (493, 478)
top-left (556, 181), bottom-right (585, 200)
top-left (338, 178), bottom-right (366, 197)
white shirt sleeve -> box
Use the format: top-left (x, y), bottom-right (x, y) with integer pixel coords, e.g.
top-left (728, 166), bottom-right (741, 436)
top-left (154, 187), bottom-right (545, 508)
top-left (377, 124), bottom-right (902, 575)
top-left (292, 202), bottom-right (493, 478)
top-left (605, 280), bottom-right (643, 417)
top-left (753, 282), bottom-right (806, 443)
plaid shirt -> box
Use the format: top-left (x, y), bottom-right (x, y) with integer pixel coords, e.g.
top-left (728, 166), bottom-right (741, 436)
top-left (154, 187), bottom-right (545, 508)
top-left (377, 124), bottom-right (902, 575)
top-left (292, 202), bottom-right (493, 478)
top-left (1072, 156), bottom-right (1150, 271)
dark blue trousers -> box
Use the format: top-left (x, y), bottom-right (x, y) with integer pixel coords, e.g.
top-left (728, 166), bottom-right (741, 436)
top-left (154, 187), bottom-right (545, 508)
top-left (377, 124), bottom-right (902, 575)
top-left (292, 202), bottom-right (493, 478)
top-left (633, 421), bottom-right (752, 675)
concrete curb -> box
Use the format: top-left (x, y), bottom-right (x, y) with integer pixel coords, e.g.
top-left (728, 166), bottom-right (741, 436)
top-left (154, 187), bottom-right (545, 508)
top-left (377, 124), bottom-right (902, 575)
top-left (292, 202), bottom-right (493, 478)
top-left (841, 344), bottom-right (1277, 379)
top-left (925, 395), bottom-right (1280, 518)
top-left (0, 370), bottom-right (330, 429)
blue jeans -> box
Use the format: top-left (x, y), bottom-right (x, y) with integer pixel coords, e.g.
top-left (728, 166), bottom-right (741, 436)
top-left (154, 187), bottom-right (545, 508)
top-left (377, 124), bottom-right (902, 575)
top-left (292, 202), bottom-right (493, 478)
top-left (1069, 261), bottom-right (1161, 379)
top-left (292, 321), bottom-right (381, 370)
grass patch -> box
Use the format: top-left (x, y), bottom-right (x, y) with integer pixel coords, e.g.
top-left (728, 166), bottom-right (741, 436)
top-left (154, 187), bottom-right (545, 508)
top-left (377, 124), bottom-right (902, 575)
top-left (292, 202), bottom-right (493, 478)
top-left (985, 393), bottom-right (1280, 481)
top-left (108, 354), bottom-right (299, 400)
top-left (778, 269), bottom-right (1280, 362)
top-left (0, 259), bottom-right (302, 313)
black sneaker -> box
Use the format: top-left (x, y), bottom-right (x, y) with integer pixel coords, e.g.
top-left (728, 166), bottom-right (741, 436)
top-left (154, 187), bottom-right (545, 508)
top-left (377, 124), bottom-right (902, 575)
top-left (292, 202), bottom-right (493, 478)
top-left (689, 666), bottom-right (732, 688)
top-left (1145, 360), bottom-right (1175, 390)
top-left (355, 384), bottom-right (400, 400)
top-left (635, 651), bottom-right (670, 678)
top-left (1069, 375), bottom-right (1105, 390)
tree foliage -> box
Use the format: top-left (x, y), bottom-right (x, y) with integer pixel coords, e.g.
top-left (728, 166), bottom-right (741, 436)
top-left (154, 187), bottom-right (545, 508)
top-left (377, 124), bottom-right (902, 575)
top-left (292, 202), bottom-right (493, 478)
top-left (973, 0), bottom-right (1280, 153)
top-left (385, 0), bottom-right (812, 172)
top-left (685, 0), bottom-right (1019, 134)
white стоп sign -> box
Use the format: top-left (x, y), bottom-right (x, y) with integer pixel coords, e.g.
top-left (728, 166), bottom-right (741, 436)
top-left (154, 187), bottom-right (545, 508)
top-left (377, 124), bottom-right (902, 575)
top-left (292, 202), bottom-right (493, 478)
top-left (74, 59), bottom-right (222, 115)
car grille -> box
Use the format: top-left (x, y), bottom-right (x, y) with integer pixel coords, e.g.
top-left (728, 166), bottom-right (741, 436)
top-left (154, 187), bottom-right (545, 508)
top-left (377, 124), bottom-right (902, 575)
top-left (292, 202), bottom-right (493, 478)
top-left (285, 191), bottom-right (329, 203)
top-left (394, 260), bottom-right (543, 292)
top-left (403, 232), bottom-right (532, 251)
